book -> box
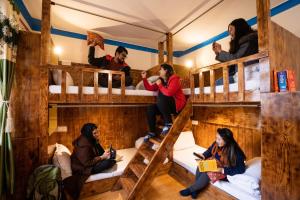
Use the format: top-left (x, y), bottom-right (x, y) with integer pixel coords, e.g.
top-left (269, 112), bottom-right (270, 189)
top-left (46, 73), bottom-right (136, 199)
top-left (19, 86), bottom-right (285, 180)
top-left (287, 70), bottom-right (296, 92)
top-left (273, 70), bottom-right (279, 92)
top-left (87, 31), bottom-right (105, 50)
top-left (198, 159), bottom-right (218, 172)
top-left (277, 71), bottom-right (288, 92)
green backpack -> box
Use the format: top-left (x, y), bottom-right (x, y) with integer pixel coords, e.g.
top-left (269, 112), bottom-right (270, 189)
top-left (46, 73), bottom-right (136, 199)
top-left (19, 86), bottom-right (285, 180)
top-left (26, 164), bottom-right (63, 200)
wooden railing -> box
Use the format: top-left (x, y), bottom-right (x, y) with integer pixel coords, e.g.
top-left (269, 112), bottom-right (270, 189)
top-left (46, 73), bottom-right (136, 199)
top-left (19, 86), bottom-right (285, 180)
top-left (47, 64), bottom-right (126, 102)
top-left (190, 51), bottom-right (269, 103)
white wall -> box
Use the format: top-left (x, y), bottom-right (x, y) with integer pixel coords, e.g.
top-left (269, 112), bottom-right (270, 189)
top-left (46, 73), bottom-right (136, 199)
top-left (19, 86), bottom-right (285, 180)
top-left (51, 34), bottom-right (159, 71)
top-left (176, 36), bottom-right (231, 69)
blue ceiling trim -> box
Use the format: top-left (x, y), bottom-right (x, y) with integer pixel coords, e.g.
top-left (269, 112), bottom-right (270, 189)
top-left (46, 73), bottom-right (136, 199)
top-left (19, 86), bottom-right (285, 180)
top-left (15, 0), bottom-right (299, 58)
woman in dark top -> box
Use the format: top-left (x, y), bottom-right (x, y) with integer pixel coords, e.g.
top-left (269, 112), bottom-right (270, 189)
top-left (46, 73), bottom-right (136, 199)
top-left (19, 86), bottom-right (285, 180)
top-left (63, 123), bottom-right (116, 199)
top-left (180, 128), bottom-right (246, 199)
top-left (213, 18), bottom-right (258, 85)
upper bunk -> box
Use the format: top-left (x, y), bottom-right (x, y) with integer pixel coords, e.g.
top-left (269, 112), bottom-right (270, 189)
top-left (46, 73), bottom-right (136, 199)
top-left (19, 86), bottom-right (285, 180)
top-left (39, 0), bottom-right (298, 106)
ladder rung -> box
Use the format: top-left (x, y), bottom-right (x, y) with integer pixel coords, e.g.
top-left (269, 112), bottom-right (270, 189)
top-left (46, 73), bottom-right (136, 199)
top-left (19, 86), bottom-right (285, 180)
top-left (149, 137), bottom-right (161, 146)
top-left (138, 144), bottom-right (155, 161)
top-left (129, 162), bottom-right (147, 179)
top-left (120, 177), bottom-right (136, 195)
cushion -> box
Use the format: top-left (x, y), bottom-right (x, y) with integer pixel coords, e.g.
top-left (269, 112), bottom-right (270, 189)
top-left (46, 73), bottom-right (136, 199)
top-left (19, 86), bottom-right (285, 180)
top-left (52, 144), bottom-right (72, 180)
top-left (136, 75), bottom-right (159, 90)
top-left (227, 174), bottom-right (260, 190)
top-left (52, 69), bottom-right (74, 86)
top-left (245, 157), bottom-right (261, 180)
top-left (173, 131), bottom-right (196, 151)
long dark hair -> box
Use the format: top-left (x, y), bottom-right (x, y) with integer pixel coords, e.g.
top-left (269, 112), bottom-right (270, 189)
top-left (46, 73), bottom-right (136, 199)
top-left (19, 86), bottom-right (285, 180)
top-left (81, 123), bottom-right (98, 143)
top-left (229, 18), bottom-right (254, 54)
top-left (160, 63), bottom-right (174, 81)
top-left (80, 123), bottom-right (105, 156)
top-left (217, 128), bottom-right (246, 167)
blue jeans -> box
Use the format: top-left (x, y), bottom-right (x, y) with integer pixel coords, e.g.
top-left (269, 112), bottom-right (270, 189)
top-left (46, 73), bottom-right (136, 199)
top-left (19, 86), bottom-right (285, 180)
top-left (215, 75), bottom-right (235, 86)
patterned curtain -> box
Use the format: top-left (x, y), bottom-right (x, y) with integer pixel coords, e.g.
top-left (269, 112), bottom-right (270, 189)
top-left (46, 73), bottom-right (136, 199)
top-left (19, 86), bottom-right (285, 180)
top-left (0, 0), bottom-right (19, 198)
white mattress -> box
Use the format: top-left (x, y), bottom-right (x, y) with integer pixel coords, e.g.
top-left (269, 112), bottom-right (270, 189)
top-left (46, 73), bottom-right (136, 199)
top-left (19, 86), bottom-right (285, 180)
top-left (183, 79), bottom-right (260, 95)
top-left (173, 145), bottom-right (261, 200)
top-left (49, 85), bottom-right (158, 96)
top-left (85, 148), bottom-right (137, 183)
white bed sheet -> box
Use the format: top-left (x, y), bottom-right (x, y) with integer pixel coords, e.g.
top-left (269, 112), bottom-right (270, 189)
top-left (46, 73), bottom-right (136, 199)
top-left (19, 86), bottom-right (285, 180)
top-left (173, 145), bottom-right (261, 200)
top-left (183, 79), bottom-right (260, 95)
top-left (86, 148), bottom-right (137, 183)
top-left (49, 85), bottom-right (158, 96)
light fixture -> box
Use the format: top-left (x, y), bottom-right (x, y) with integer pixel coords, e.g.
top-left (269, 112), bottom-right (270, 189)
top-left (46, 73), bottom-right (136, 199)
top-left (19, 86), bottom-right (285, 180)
top-left (54, 46), bottom-right (63, 56)
top-left (185, 60), bottom-right (194, 68)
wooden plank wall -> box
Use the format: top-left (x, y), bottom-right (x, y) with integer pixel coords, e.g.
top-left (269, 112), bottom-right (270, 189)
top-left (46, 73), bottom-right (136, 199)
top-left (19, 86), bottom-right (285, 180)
top-left (192, 107), bottom-right (261, 160)
top-left (269, 21), bottom-right (300, 91)
top-left (261, 92), bottom-right (300, 200)
top-left (48, 107), bottom-right (149, 151)
top-left (9, 31), bottom-right (57, 199)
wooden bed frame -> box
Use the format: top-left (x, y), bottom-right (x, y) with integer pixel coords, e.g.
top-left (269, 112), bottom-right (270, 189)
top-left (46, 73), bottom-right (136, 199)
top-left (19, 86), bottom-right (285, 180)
top-left (169, 162), bottom-right (236, 200)
top-left (190, 51), bottom-right (269, 104)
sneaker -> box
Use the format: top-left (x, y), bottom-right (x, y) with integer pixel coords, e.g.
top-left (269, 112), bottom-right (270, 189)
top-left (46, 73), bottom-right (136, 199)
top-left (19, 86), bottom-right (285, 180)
top-left (191, 191), bottom-right (199, 199)
top-left (179, 188), bottom-right (191, 196)
top-left (161, 124), bottom-right (172, 136)
top-left (144, 132), bottom-right (156, 142)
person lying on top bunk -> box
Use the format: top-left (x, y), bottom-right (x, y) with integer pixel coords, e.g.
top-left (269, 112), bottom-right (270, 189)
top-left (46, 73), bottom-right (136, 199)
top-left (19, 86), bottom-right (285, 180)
top-left (88, 42), bottom-right (134, 89)
top-left (212, 18), bottom-right (258, 85)
top-left (180, 128), bottom-right (246, 199)
top-left (63, 123), bottom-right (116, 200)
top-left (142, 64), bottom-right (186, 141)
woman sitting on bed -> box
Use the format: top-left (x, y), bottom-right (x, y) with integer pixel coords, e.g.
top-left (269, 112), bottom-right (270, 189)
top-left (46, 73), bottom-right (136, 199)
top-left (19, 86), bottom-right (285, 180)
top-left (212, 18), bottom-right (258, 85)
top-left (142, 64), bottom-right (186, 140)
top-left (180, 128), bottom-right (246, 199)
top-left (64, 123), bottom-right (116, 200)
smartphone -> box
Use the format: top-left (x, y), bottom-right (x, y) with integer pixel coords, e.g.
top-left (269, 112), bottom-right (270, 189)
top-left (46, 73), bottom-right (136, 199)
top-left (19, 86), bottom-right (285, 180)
top-left (193, 152), bottom-right (203, 159)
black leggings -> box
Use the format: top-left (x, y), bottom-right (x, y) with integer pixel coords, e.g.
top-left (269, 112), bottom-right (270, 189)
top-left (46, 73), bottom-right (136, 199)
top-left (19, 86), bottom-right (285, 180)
top-left (91, 159), bottom-right (116, 174)
top-left (188, 168), bottom-right (210, 192)
top-left (147, 92), bottom-right (177, 133)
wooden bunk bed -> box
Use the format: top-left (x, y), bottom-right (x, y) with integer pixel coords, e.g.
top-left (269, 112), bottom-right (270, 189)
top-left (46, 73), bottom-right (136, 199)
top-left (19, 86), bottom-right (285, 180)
top-left (9, 0), bottom-right (300, 200)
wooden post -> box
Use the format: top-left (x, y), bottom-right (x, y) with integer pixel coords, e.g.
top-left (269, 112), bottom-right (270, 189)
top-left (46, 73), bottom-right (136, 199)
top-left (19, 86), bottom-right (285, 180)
top-left (158, 42), bottom-right (164, 64)
top-left (210, 69), bottom-right (215, 102)
top-left (199, 71), bottom-right (204, 102)
top-left (256, 0), bottom-right (270, 52)
top-left (223, 66), bottom-right (229, 102)
top-left (166, 32), bottom-right (173, 65)
top-left (237, 63), bottom-right (245, 101)
top-left (40, 0), bottom-right (51, 65)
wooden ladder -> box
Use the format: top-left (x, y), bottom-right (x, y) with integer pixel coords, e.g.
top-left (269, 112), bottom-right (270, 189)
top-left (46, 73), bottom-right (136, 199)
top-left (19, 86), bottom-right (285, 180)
top-left (115, 99), bottom-right (192, 200)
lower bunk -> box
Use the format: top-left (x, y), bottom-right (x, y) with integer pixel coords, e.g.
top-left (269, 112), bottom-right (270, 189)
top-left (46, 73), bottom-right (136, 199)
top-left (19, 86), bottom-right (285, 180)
top-left (49, 131), bottom-right (261, 199)
top-left (170, 131), bottom-right (262, 200)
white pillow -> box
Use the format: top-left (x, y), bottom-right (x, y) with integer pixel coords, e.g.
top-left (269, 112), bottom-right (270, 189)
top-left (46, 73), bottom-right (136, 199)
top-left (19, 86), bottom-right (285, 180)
top-left (52, 69), bottom-right (74, 86)
top-left (135, 137), bottom-right (144, 149)
top-left (244, 63), bottom-right (260, 81)
top-left (136, 76), bottom-right (159, 90)
top-left (52, 144), bottom-right (72, 180)
top-left (245, 157), bottom-right (261, 180)
top-left (173, 131), bottom-right (196, 151)
top-left (227, 174), bottom-right (260, 190)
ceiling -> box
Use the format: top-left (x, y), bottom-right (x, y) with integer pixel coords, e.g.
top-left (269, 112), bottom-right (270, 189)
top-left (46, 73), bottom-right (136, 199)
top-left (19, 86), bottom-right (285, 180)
top-left (23, 0), bottom-right (299, 51)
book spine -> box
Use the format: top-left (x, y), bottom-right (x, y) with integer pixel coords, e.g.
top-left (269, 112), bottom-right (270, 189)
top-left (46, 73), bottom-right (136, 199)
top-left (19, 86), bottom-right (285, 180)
top-left (277, 71), bottom-right (287, 92)
top-left (273, 70), bottom-right (279, 92)
top-left (287, 70), bottom-right (296, 92)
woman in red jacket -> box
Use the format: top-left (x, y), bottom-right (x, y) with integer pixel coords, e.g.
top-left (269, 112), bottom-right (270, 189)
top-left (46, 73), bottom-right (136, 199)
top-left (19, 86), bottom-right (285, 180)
top-left (142, 64), bottom-right (186, 141)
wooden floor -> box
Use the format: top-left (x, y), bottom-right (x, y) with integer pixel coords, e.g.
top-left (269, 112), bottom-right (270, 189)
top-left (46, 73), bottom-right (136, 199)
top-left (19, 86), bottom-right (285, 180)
top-left (82, 174), bottom-right (211, 200)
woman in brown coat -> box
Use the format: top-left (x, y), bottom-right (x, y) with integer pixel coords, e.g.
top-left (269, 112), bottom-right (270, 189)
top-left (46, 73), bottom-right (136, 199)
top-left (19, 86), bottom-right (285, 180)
top-left (63, 123), bottom-right (116, 199)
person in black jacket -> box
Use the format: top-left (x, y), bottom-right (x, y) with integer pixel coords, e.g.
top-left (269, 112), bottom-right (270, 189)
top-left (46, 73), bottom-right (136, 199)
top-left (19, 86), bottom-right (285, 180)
top-left (179, 128), bottom-right (246, 199)
top-left (212, 18), bottom-right (258, 85)
top-left (88, 43), bottom-right (133, 88)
